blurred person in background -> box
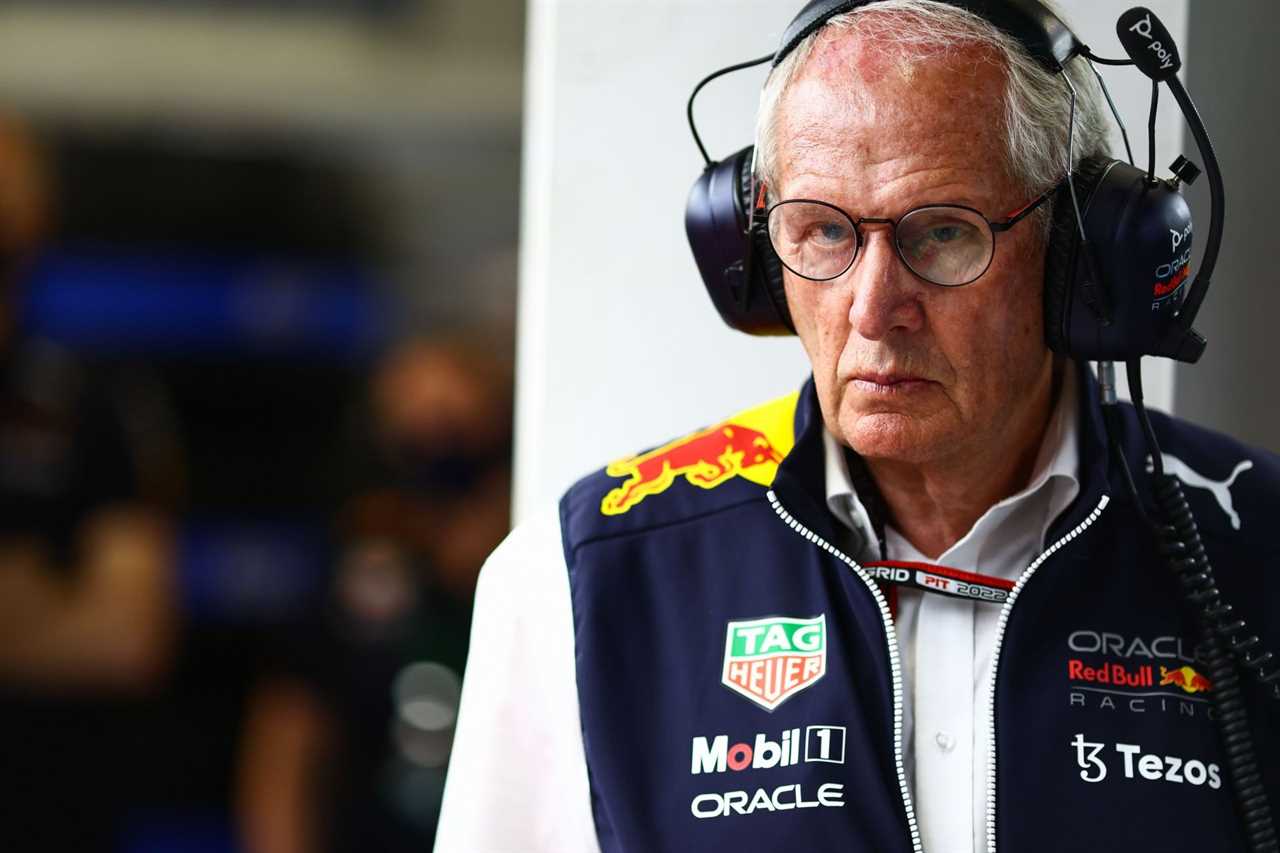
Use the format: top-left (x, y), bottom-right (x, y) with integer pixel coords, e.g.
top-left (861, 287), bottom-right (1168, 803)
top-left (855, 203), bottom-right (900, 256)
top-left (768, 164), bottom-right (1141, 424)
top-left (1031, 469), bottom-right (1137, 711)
top-left (0, 115), bottom-right (178, 851)
top-left (236, 334), bottom-right (512, 853)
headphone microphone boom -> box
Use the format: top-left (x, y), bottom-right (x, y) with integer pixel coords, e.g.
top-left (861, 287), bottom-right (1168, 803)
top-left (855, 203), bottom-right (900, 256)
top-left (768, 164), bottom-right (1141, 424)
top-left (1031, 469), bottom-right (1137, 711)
top-left (1116, 5), bottom-right (1181, 81)
top-left (683, 0), bottom-right (1223, 365)
top-left (1113, 5), bottom-right (1224, 363)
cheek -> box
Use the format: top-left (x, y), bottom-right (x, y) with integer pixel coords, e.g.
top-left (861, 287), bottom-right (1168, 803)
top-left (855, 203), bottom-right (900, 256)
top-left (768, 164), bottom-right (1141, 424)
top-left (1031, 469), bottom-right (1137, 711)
top-left (931, 251), bottom-right (1045, 382)
top-left (783, 274), bottom-right (841, 364)
top-left (783, 274), bottom-right (849, 418)
top-left (961, 254), bottom-right (1047, 387)
top-left (1006, 242), bottom-right (1048, 347)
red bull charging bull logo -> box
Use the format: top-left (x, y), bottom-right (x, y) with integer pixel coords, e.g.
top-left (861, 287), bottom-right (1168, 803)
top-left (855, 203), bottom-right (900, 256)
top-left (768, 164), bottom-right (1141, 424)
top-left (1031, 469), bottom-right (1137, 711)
top-left (1159, 665), bottom-right (1212, 694)
top-left (600, 392), bottom-right (798, 516)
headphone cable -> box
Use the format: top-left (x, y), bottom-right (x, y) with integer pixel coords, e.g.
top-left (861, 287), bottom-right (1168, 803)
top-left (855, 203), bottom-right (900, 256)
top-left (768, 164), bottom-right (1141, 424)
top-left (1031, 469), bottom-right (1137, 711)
top-left (1147, 80), bottom-right (1160, 182)
top-left (1080, 46), bottom-right (1135, 67)
top-left (1086, 59), bottom-right (1135, 167)
top-left (686, 53), bottom-right (774, 166)
top-left (1125, 359), bottom-right (1279, 853)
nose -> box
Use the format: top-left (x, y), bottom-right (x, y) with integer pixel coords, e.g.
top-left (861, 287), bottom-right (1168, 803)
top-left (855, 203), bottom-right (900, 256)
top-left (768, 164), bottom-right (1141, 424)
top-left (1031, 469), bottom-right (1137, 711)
top-left (846, 225), bottom-right (925, 340)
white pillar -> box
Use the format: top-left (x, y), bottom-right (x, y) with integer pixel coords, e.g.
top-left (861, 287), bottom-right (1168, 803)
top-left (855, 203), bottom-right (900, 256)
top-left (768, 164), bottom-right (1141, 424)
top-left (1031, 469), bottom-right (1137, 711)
top-left (514, 0), bottom-right (1188, 522)
top-left (1174, 0), bottom-right (1280, 453)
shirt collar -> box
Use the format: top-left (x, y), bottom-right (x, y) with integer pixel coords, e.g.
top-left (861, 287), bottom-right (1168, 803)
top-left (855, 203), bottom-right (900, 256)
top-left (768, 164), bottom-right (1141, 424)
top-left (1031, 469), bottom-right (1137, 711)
top-left (824, 427), bottom-right (878, 554)
top-left (824, 366), bottom-right (1081, 559)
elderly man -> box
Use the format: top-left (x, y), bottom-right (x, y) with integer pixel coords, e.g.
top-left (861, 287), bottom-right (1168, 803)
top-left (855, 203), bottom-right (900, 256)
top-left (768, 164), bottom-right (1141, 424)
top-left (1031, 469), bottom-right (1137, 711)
top-left (437, 2), bottom-right (1279, 852)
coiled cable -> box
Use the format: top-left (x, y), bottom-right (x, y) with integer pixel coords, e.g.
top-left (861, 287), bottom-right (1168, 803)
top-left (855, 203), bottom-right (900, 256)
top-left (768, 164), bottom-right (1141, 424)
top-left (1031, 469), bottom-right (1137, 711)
top-left (1153, 475), bottom-right (1277, 853)
top-left (1125, 360), bottom-right (1278, 853)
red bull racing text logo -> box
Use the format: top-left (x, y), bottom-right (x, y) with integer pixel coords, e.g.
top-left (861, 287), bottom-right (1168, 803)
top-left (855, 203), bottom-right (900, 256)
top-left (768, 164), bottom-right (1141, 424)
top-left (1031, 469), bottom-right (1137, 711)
top-left (1068, 659), bottom-right (1212, 694)
top-left (600, 392), bottom-right (797, 516)
top-left (1066, 630), bottom-right (1214, 719)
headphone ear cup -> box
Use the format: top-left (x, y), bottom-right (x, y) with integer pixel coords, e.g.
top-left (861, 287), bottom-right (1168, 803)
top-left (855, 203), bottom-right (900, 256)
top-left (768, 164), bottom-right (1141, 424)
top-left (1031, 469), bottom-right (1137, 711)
top-left (737, 162), bottom-right (794, 334)
top-left (685, 145), bottom-right (794, 336)
top-left (1043, 155), bottom-right (1111, 355)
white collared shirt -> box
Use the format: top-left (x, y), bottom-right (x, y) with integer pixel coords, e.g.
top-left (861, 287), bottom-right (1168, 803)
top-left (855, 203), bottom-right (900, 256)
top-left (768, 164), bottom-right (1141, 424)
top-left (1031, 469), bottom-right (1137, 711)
top-left (823, 370), bottom-right (1080, 853)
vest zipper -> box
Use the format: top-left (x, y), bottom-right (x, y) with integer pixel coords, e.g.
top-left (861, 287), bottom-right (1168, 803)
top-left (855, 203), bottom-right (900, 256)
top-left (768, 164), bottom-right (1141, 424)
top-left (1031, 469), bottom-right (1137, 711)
top-left (983, 494), bottom-right (1109, 853)
top-left (769, 488), bottom-right (1110, 853)
top-left (767, 490), bottom-right (923, 853)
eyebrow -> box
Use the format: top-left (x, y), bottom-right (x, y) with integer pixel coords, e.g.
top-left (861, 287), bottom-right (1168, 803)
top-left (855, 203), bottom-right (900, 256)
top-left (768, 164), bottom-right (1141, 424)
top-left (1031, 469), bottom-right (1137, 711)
top-left (775, 176), bottom-right (991, 218)
top-left (775, 189), bottom-right (992, 218)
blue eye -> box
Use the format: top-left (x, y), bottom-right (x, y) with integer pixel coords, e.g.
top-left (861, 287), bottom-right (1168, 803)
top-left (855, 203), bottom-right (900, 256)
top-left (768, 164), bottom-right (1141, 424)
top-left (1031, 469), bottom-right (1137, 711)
top-left (814, 222), bottom-right (853, 244)
top-left (928, 226), bottom-right (964, 243)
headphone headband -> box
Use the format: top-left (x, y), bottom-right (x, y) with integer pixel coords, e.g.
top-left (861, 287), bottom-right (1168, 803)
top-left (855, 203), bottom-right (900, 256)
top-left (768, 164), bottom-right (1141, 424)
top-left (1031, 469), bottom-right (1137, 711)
top-left (775, 0), bottom-right (1082, 73)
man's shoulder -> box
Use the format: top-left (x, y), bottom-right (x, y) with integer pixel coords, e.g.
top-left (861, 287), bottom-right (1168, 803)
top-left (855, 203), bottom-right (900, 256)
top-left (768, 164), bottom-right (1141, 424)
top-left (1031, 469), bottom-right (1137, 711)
top-left (472, 508), bottom-right (568, 611)
top-left (559, 390), bottom-right (802, 553)
top-left (1145, 407), bottom-right (1280, 487)
top-left (1138, 405), bottom-right (1280, 541)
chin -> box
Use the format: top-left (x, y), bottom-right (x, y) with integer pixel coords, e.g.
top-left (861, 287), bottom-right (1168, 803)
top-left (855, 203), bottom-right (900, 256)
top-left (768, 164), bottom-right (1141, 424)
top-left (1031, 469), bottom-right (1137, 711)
top-left (833, 406), bottom-right (952, 465)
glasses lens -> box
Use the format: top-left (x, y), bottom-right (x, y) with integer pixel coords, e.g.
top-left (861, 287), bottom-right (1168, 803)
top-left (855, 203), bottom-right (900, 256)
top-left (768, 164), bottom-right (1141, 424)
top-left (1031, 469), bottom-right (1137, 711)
top-left (767, 201), bottom-right (858, 281)
top-left (896, 206), bottom-right (993, 286)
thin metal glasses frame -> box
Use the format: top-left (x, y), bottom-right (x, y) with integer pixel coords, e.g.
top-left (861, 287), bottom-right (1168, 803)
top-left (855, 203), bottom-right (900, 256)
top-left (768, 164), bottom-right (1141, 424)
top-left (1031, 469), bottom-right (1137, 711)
top-left (765, 182), bottom-right (1062, 287)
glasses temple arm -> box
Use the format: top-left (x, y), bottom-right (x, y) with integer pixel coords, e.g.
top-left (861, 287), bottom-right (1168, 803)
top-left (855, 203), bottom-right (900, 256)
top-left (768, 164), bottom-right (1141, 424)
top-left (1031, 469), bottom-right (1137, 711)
top-left (989, 183), bottom-right (1063, 232)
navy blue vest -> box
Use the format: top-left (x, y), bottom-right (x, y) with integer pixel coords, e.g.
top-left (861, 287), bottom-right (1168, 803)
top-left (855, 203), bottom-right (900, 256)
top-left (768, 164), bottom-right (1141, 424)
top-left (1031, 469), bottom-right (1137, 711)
top-left (560, 366), bottom-right (1280, 852)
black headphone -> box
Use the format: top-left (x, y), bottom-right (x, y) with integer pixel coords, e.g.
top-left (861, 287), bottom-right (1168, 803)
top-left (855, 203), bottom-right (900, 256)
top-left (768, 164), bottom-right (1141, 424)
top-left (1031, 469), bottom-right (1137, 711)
top-left (684, 0), bottom-right (1222, 364)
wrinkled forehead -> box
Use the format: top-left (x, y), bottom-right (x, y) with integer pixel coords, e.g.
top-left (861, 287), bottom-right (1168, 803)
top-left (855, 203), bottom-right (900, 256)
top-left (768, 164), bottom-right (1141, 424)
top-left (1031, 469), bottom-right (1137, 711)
top-left (773, 29), bottom-right (1012, 196)
top-left (792, 16), bottom-right (1015, 100)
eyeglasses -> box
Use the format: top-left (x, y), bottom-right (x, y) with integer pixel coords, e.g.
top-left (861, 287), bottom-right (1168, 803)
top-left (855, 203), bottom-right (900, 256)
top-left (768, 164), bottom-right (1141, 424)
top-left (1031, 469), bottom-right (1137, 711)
top-left (763, 183), bottom-right (1061, 287)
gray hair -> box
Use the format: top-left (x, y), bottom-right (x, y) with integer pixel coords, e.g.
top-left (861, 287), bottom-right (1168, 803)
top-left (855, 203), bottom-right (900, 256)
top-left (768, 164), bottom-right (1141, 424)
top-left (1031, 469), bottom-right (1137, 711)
top-left (754, 0), bottom-right (1111, 226)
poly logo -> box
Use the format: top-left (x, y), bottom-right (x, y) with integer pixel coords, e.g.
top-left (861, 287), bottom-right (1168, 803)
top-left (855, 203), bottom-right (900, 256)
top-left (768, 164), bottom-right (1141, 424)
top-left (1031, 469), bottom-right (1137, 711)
top-left (722, 615), bottom-right (826, 711)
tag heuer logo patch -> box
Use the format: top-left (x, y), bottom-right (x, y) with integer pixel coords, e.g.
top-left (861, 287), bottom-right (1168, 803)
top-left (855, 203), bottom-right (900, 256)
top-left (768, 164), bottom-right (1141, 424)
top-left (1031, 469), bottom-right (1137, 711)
top-left (722, 615), bottom-right (826, 711)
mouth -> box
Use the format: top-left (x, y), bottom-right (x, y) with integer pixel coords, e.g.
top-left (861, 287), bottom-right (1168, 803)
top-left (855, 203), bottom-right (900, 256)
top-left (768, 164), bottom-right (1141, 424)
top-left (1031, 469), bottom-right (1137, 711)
top-left (848, 371), bottom-right (936, 395)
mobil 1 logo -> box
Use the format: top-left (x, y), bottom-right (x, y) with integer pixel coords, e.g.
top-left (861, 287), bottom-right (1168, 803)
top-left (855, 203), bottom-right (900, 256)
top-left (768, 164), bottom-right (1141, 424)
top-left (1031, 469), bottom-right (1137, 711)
top-left (690, 724), bottom-right (847, 820)
top-left (691, 725), bottom-right (846, 775)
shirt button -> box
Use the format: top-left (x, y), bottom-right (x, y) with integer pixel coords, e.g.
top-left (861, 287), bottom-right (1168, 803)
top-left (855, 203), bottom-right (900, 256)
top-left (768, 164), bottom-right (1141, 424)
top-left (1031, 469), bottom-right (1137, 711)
top-left (935, 731), bottom-right (956, 753)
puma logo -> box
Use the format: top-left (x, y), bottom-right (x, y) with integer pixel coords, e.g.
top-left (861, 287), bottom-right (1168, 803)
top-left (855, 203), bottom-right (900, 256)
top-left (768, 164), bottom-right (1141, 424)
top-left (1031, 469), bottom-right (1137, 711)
top-left (1147, 453), bottom-right (1252, 530)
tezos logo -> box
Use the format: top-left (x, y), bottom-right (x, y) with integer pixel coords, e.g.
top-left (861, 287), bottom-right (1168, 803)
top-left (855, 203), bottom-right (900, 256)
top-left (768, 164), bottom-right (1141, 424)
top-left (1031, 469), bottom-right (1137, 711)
top-left (722, 615), bottom-right (826, 711)
top-left (1071, 733), bottom-right (1221, 789)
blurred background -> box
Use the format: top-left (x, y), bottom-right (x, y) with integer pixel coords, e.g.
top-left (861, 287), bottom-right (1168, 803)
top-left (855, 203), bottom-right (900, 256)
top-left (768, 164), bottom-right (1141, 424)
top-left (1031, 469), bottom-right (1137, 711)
top-left (0, 0), bottom-right (1275, 852)
top-left (0, 1), bottom-right (521, 852)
